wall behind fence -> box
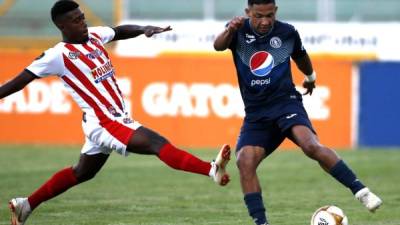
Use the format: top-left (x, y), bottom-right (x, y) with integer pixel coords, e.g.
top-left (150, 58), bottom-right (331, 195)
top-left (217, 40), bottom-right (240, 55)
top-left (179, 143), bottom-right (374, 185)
top-left (0, 52), bottom-right (352, 149)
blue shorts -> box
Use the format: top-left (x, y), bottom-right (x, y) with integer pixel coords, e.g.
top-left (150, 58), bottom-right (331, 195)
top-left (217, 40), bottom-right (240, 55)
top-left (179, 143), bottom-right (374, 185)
top-left (236, 99), bottom-right (315, 155)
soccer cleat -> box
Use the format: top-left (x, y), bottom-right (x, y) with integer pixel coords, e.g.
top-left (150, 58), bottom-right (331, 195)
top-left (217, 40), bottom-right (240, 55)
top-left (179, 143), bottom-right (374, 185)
top-left (210, 144), bottom-right (231, 186)
top-left (9, 197), bottom-right (31, 225)
top-left (355, 187), bottom-right (383, 212)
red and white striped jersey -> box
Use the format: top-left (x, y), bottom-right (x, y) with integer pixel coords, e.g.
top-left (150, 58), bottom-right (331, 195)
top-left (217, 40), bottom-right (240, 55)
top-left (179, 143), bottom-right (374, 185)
top-left (26, 26), bottom-right (130, 124)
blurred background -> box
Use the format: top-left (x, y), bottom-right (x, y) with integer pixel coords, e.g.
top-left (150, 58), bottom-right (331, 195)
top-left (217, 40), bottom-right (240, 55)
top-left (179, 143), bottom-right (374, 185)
top-left (0, 0), bottom-right (399, 149)
top-left (1, 2), bottom-right (400, 224)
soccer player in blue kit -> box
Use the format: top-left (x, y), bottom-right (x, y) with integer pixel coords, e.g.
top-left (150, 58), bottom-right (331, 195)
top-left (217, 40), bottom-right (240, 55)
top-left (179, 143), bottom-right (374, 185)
top-left (213, 0), bottom-right (382, 224)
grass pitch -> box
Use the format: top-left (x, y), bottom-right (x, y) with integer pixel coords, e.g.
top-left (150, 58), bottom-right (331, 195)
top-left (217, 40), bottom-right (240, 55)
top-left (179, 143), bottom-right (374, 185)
top-left (0, 145), bottom-right (399, 225)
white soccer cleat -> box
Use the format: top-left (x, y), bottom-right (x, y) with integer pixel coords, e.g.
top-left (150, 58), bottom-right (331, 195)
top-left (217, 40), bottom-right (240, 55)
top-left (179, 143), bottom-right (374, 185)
top-left (210, 144), bottom-right (231, 186)
top-left (355, 187), bottom-right (383, 212)
top-left (9, 197), bottom-right (32, 225)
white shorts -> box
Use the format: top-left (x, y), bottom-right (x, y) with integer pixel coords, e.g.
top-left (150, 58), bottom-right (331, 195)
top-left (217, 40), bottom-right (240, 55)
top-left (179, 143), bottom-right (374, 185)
top-left (80, 115), bottom-right (142, 156)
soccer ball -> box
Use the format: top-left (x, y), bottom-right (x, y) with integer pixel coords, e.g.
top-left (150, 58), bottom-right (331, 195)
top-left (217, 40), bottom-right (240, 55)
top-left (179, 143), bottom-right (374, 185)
top-left (310, 205), bottom-right (348, 225)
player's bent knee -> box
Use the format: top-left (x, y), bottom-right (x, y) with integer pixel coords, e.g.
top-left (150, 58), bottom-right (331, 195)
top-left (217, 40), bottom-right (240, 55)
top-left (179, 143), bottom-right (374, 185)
top-left (236, 156), bottom-right (257, 172)
top-left (128, 126), bottom-right (168, 155)
top-left (72, 167), bottom-right (99, 183)
top-left (302, 143), bottom-right (323, 159)
top-left (77, 171), bottom-right (98, 183)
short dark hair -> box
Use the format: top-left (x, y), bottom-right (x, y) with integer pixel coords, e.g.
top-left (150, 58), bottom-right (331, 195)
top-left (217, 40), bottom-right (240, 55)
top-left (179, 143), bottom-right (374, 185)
top-left (51, 0), bottom-right (79, 23)
top-left (248, 0), bottom-right (275, 5)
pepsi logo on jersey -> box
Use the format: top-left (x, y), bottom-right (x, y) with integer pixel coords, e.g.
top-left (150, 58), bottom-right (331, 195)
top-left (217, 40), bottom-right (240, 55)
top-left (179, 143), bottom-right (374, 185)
top-left (249, 51), bottom-right (274, 77)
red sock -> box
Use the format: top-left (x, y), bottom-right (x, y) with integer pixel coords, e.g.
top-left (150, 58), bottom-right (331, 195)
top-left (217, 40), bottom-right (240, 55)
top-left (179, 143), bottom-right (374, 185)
top-left (28, 167), bottom-right (78, 210)
top-left (158, 143), bottom-right (211, 176)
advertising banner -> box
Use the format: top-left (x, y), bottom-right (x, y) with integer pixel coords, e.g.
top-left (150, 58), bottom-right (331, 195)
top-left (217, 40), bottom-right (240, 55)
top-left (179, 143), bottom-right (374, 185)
top-left (0, 52), bottom-right (353, 149)
top-left (116, 20), bottom-right (400, 61)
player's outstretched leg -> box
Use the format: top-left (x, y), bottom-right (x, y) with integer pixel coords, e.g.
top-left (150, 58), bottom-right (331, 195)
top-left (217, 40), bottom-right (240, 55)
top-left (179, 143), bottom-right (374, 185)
top-left (8, 153), bottom-right (108, 224)
top-left (9, 198), bottom-right (31, 225)
top-left (209, 144), bottom-right (231, 186)
top-left (129, 126), bottom-right (231, 185)
top-left (291, 125), bottom-right (383, 212)
top-left (158, 143), bottom-right (231, 186)
top-left (8, 167), bottom-right (78, 225)
top-left (329, 160), bottom-right (383, 212)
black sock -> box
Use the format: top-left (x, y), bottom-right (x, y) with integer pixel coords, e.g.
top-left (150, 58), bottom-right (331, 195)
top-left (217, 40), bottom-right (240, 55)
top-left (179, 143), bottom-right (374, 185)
top-left (329, 160), bottom-right (365, 194)
top-left (244, 192), bottom-right (268, 225)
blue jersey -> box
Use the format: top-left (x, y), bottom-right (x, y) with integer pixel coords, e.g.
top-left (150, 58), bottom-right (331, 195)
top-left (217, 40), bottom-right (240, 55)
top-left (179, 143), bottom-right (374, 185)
top-left (229, 19), bottom-right (307, 121)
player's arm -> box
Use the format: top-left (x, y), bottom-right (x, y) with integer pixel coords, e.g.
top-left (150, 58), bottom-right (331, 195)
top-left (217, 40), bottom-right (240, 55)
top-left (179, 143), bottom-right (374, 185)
top-left (112, 25), bottom-right (172, 41)
top-left (291, 28), bottom-right (316, 96)
top-left (293, 53), bottom-right (313, 76)
top-left (0, 70), bottom-right (38, 99)
top-left (214, 16), bottom-right (245, 51)
top-left (293, 53), bottom-right (316, 96)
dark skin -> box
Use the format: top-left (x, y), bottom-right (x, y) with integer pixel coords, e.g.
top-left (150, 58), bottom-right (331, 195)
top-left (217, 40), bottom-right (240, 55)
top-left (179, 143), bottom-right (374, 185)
top-left (213, 3), bottom-right (340, 194)
top-left (0, 7), bottom-right (173, 183)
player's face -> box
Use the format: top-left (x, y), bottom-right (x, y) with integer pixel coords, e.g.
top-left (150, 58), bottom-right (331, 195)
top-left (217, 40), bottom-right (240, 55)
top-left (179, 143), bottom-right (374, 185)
top-left (57, 8), bottom-right (88, 43)
top-left (246, 3), bottom-right (277, 34)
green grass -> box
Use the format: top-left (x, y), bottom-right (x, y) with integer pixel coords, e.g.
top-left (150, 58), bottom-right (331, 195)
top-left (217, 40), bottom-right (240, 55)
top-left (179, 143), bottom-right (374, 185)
top-left (0, 145), bottom-right (399, 225)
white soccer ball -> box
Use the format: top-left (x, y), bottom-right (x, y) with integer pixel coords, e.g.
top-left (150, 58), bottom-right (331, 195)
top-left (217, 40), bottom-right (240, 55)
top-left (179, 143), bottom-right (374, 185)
top-left (310, 205), bottom-right (348, 225)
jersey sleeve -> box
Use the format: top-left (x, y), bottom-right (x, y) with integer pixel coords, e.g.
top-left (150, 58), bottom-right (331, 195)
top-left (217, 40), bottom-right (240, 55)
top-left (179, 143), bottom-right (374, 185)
top-left (25, 47), bottom-right (64, 78)
top-left (291, 28), bottom-right (308, 59)
top-left (88, 26), bottom-right (116, 44)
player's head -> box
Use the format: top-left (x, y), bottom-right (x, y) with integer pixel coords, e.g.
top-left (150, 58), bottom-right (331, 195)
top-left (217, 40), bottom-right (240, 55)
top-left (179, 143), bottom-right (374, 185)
top-left (248, 0), bottom-right (275, 5)
top-left (247, 0), bottom-right (275, 5)
top-left (51, 0), bottom-right (88, 43)
top-left (246, 0), bottom-right (277, 34)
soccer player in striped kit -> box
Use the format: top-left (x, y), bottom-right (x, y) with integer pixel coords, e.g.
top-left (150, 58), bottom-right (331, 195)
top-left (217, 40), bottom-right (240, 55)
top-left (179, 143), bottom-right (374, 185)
top-left (213, 0), bottom-right (382, 224)
top-left (0, 1), bottom-right (231, 224)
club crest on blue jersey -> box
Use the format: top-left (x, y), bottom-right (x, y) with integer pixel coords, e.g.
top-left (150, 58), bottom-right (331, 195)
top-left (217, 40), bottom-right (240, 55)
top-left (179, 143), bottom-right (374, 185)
top-left (249, 51), bottom-right (274, 77)
top-left (270, 37), bottom-right (282, 48)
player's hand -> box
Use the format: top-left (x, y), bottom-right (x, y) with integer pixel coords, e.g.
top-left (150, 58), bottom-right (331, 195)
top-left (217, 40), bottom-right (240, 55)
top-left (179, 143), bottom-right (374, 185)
top-left (227, 16), bottom-right (246, 33)
top-left (144, 25), bottom-right (172, 37)
top-left (302, 80), bottom-right (315, 96)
